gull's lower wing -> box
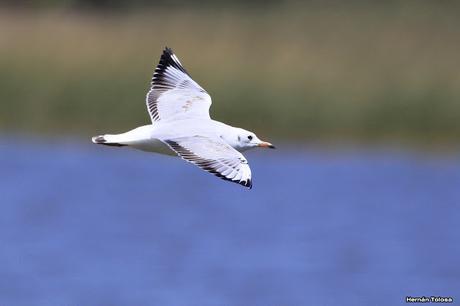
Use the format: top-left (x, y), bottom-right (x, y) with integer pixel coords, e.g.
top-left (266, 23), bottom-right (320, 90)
top-left (164, 136), bottom-right (252, 188)
top-left (146, 47), bottom-right (212, 122)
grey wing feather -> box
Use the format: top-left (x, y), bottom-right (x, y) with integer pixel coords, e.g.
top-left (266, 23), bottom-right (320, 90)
top-left (146, 47), bottom-right (212, 122)
top-left (164, 136), bottom-right (252, 188)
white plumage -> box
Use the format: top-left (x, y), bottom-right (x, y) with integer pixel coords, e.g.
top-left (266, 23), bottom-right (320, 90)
top-left (92, 47), bottom-right (274, 188)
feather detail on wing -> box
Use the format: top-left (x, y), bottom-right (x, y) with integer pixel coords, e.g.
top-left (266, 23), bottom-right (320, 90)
top-left (164, 136), bottom-right (252, 188)
top-left (146, 47), bottom-right (212, 122)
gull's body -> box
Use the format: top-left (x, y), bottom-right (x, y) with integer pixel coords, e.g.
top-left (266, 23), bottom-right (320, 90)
top-left (92, 47), bottom-right (274, 188)
top-left (101, 119), bottom-right (248, 155)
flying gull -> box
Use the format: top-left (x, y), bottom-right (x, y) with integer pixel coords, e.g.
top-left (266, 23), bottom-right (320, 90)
top-left (92, 47), bottom-right (275, 188)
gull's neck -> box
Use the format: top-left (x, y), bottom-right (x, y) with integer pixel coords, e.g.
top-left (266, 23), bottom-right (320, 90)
top-left (212, 120), bottom-right (247, 152)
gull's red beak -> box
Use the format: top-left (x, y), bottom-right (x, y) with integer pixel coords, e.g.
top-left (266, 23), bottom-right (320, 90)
top-left (258, 141), bottom-right (276, 149)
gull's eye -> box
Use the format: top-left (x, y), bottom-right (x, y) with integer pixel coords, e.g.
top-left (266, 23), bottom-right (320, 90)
top-left (247, 135), bottom-right (253, 140)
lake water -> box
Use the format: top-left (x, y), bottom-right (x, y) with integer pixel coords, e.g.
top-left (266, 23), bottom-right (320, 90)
top-left (1, 136), bottom-right (459, 305)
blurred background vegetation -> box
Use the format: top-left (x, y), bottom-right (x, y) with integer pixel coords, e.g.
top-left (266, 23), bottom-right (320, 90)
top-left (1, 0), bottom-right (460, 146)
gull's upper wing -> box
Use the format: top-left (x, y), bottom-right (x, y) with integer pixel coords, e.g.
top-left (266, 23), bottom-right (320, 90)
top-left (146, 47), bottom-right (212, 122)
top-left (164, 136), bottom-right (252, 188)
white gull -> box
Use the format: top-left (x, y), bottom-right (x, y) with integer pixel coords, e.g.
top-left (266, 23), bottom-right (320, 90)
top-left (92, 47), bottom-right (275, 188)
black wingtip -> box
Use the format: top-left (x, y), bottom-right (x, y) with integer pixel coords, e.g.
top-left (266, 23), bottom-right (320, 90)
top-left (155, 46), bottom-right (188, 78)
top-left (240, 179), bottom-right (252, 189)
top-left (163, 46), bottom-right (173, 55)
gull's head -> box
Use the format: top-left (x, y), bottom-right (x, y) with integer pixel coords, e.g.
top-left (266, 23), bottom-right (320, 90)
top-left (233, 128), bottom-right (275, 151)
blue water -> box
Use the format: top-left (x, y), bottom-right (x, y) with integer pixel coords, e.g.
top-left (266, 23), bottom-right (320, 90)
top-left (1, 137), bottom-right (459, 305)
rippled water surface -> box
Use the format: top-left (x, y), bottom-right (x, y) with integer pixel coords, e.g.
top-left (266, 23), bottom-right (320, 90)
top-left (1, 137), bottom-right (459, 305)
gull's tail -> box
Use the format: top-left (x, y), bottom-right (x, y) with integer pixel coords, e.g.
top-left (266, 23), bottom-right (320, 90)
top-left (91, 134), bottom-right (127, 147)
top-left (91, 125), bottom-right (154, 148)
